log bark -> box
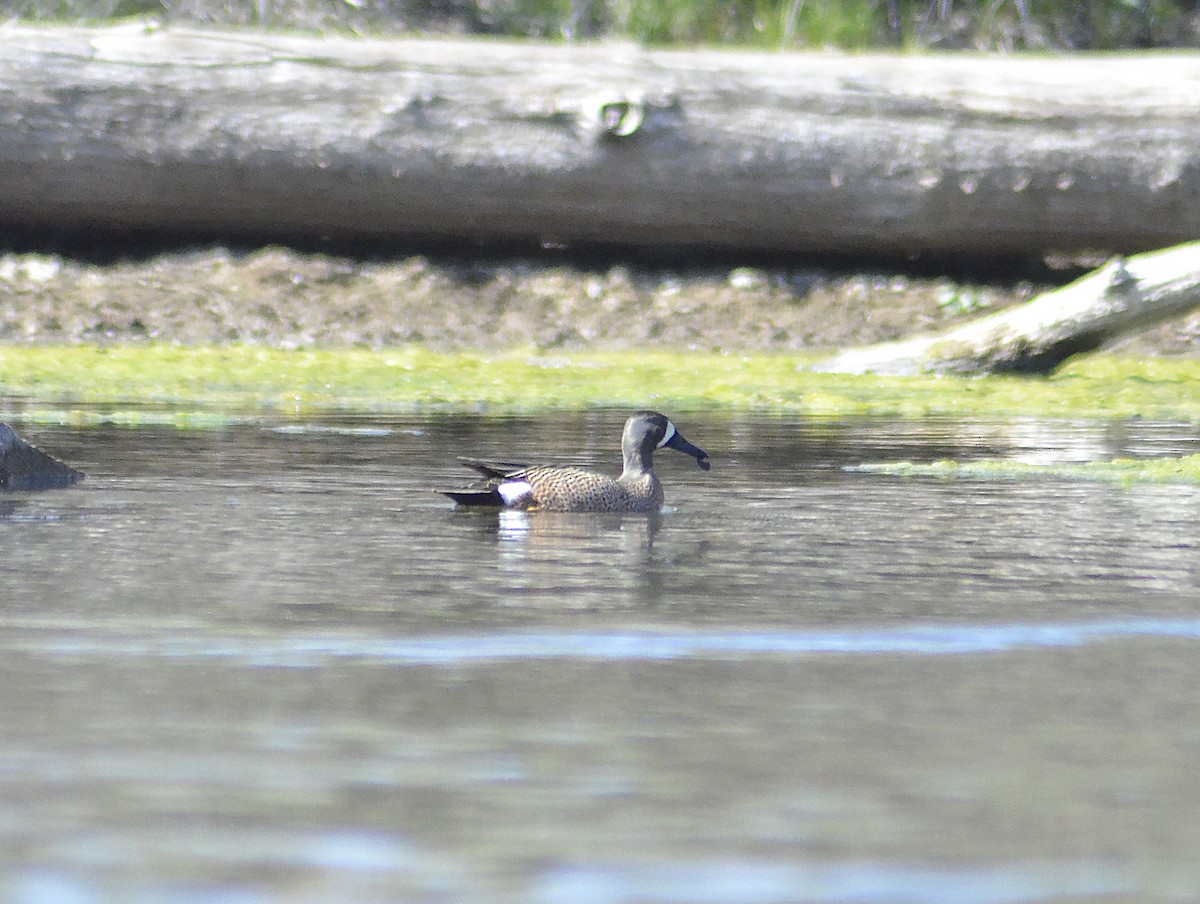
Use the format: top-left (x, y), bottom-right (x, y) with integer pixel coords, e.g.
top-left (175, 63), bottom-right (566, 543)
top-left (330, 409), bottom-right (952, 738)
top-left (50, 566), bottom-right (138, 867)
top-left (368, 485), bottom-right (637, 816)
top-left (816, 241), bottom-right (1200, 374)
top-left (2, 24), bottom-right (1200, 255)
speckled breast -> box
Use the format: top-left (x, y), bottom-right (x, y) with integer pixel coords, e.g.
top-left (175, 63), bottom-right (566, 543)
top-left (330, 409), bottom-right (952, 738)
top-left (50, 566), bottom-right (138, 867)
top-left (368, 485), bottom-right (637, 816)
top-left (522, 467), bottom-right (663, 513)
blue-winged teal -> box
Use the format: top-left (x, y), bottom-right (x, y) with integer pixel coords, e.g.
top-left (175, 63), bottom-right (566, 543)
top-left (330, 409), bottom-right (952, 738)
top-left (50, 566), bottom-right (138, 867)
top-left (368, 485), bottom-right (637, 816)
top-left (440, 411), bottom-right (710, 513)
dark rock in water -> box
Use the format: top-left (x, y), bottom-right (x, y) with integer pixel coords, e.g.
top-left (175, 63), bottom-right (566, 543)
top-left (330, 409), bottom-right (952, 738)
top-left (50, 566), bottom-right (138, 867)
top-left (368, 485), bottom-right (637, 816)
top-left (0, 423), bottom-right (86, 491)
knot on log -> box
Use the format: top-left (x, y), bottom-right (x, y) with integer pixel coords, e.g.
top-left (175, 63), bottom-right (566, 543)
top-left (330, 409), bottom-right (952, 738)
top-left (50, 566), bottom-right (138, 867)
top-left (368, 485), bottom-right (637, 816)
top-left (1105, 256), bottom-right (1139, 294)
top-left (576, 90), bottom-right (676, 141)
top-left (597, 99), bottom-right (644, 137)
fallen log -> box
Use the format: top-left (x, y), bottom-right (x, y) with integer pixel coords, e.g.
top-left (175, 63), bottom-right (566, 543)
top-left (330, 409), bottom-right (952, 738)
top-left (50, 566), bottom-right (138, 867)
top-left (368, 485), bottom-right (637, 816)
top-left (815, 241), bottom-right (1200, 375)
top-left (3, 24), bottom-right (1200, 255)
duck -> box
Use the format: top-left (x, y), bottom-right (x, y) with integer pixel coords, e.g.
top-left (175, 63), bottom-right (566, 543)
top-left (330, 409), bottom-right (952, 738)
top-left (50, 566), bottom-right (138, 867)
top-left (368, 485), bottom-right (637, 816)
top-left (440, 411), bottom-right (710, 512)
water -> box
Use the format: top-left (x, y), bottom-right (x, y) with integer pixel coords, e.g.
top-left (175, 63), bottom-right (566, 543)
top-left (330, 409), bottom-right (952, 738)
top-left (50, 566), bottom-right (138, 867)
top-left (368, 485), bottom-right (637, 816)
top-left (1, 411), bottom-right (1199, 903)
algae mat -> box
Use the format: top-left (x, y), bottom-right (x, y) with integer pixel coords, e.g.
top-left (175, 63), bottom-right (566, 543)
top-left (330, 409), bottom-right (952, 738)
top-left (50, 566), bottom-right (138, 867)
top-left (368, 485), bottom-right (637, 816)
top-left (0, 345), bottom-right (1197, 423)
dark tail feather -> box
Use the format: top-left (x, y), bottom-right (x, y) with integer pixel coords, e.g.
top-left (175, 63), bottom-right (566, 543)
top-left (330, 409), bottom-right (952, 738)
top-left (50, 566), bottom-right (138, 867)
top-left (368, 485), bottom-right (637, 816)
top-left (440, 487), bottom-right (505, 507)
top-left (440, 458), bottom-right (529, 506)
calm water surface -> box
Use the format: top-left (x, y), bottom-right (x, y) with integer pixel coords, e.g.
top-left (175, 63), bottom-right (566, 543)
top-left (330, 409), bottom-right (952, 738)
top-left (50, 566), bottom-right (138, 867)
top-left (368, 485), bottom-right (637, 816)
top-left (2, 410), bottom-right (1199, 903)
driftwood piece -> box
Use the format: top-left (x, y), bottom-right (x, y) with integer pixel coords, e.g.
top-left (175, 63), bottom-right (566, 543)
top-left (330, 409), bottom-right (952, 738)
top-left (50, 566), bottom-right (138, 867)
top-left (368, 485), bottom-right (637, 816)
top-left (0, 423), bottom-right (85, 490)
top-left (816, 241), bottom-right (1200, 375)
top-left (2, 24), bottom-right (1200, 254)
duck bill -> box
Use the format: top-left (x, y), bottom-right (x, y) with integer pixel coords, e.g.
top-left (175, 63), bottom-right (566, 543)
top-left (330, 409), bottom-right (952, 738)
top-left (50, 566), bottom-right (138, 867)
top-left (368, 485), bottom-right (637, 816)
top-left (663, 431), bottom-right (711, 471)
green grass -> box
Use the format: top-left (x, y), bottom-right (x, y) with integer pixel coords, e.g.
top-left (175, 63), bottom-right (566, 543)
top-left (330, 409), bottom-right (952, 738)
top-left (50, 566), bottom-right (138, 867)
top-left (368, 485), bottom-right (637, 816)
top-left (6, 344), bottom-right (1199, 484)
top-left (6, 0), bottom-right (1198, 50)
top-left (858, 454), bottom-right (1200, 486)
top-left (1, 344), bottom-right (1198, 425)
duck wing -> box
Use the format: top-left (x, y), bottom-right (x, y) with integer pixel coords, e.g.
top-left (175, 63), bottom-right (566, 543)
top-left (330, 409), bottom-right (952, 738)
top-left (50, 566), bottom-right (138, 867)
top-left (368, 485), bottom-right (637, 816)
top-left (455, 457), bottom-right (531, 480)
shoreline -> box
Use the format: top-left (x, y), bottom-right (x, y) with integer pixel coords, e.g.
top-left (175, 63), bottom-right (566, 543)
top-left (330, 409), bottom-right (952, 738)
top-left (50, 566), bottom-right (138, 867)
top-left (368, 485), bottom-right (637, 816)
top-left (3, 246), bottom-right (1198, 356)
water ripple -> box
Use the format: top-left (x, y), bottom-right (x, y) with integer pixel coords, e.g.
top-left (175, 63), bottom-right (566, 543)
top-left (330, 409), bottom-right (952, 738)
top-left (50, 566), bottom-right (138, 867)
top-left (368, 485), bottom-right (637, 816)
top-left (535, 859), bottom-right (1136, 904)
top-left (23, 617), bottom-right (1200, 666)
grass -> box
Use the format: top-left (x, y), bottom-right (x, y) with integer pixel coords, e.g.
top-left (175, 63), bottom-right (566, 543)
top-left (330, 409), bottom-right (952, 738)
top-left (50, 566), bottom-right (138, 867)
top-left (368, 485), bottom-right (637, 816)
top-left (1, 344), bottom-right (1198, 425)
top-left (4, 0), bottom-right (1198, 50)
top-left (5, 344), bottom-right (1198, 484)
top-left (857, 454), bottom-right (1200, 485)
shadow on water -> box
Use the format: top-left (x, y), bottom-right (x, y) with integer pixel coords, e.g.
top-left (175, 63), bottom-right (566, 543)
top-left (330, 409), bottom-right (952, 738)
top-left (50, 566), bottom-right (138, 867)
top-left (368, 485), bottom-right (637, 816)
top-left (1, 409), bottom-right (1200, 903)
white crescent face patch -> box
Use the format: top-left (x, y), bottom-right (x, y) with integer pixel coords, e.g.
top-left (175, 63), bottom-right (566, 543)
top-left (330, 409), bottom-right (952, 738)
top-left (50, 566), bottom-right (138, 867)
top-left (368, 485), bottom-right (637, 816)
top-left (656, 421), bottom-right (676, 448)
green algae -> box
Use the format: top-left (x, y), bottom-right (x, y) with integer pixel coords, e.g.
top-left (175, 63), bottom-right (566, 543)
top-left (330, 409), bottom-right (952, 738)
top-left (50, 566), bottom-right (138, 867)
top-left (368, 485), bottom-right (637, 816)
top-left (4, 345), bottom-right (1198, 483)
top-left (0, 345), bottom-right (1197, 424)
top-left (858, 454), bottom-right (1200, 486)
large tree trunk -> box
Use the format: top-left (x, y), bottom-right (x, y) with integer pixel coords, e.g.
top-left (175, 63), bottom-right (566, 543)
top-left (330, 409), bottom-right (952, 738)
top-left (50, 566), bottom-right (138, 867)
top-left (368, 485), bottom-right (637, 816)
top-left (2, 24), bottom-right (1200, 255)
top-left (816, 241), bottom-right (1200, 375)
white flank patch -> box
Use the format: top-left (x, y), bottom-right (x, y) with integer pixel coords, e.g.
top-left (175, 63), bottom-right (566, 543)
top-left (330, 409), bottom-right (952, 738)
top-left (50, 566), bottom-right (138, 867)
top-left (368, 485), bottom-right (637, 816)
top-left (656, 421), bottom-right (676, 448)
top-left (497, 480), bottom-right (534, 506)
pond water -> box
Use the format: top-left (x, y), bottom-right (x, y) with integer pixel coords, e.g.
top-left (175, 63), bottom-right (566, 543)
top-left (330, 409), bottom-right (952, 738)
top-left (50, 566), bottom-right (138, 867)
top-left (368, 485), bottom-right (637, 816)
top-left (2, 410), bottom-right (1199, 904)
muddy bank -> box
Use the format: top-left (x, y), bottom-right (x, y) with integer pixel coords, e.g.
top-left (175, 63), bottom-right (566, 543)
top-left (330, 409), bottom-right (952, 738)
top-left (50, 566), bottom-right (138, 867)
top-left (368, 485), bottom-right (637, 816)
top-left (0, 247), bottom-right (1197, 354)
